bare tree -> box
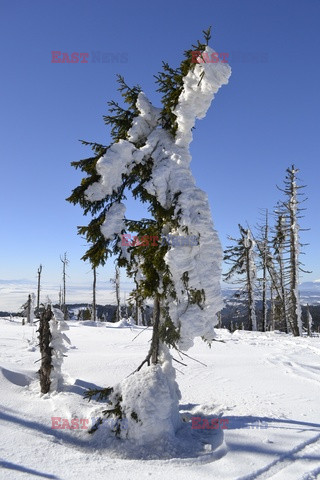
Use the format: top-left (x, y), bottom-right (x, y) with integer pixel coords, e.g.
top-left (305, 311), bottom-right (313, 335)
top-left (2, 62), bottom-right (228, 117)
top-left (36, 264), bottom-right (42, 314)
top-left (110, 267), bottom-right (121, 322)
top-left (254, 210), bottom-right (272, 331)
top-left (285, 167), bottom-right (302, 336)
top-left (92, 265), bottom-right (97, 322)
top-left (272, 210), bottom-right (290, 333)
top-left (276, 166), bottom-right (309, 336)
top-left (60, 252), bottom-right (69, 320)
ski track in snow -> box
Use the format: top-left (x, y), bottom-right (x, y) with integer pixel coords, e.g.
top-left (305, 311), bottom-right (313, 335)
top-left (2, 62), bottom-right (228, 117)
top-left (237, 433), bottom-right (320, 480)
top-left (265, 338), bottom-right (320, 386)
top-left (0, 319), bottom-right (320, 480)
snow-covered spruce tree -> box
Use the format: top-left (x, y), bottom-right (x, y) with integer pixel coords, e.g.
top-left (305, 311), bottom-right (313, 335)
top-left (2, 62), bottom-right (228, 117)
top-left (275, 165), bottom-right (309, 336)
top-left (224, 225), bottom-right (257, 331)
top-left (67, 28), bottom-right (231, 443)
top-left (21, 293), bottom-right (35, 325)
top-left (49, 307), bottom-right (71, 390)
top-left (128, 278), bottom-right (145, 326)
top-left (37, 305), bottom-right (70, 394)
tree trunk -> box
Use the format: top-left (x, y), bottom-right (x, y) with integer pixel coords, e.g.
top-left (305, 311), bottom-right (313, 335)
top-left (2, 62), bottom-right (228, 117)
top-left (270, 286), bottom-right (275, 331)
top-left (246, 247), bottom-right (256, 331)
top-left (60, 253), bottom-right (69, 321)
top-left (288, 166), bottom-right (302, 337)
top-left (289, 211), bottom-right (300, 336)
top-left (217, 311), bottom-right (222, 328)
top-left (58, 286), bottom-right (61, 309)
top-left (150, 296), bottom-right (160, 364)
top-left (92, 266), bottom-right (97, 322)
top-left (27, 294), bottom-right (31, 324)
top-left (261, 212), bottom-right (268, 332)
top-left (38, 305), bottom-right (53, 394)
top-left (307, 304), bottom-right (311, 336)
top-left (141, 306), bottom-right (146, 326)
top-left (135, 298), bottom-right (139, 325)
top-left (115, 267), bottom-right (120, 322)
top-left (37, 264), bottom-right (42, 313)
top-left (278, 253), bottom-right (290, 334)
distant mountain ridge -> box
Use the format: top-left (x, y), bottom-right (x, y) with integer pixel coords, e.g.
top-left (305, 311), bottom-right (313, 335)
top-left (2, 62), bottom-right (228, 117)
top-left (222, 281), bottom-right (320, 305)
top-left (299, 281), bottom-right (320, 291)
top-left (298, 281), bottom-right (320, 305)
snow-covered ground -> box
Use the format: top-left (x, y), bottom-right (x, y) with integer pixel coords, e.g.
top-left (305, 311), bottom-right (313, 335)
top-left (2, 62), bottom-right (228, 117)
top-left (1, 318), bottom-right (320, 480)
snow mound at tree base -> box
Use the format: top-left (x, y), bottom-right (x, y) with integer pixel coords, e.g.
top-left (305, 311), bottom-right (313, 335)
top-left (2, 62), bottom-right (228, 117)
top-left (89, 403), bottom-right (227, 462)
top-left (87, 346), bottom-right (227, 461)
top-left (105, 353), bottom-right (182, 445)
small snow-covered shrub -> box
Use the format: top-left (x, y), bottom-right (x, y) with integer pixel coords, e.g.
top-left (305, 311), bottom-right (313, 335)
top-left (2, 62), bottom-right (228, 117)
top-left (49, 307), bottom-right (71, 391)
top-left (38, 305), bottom-right (70, 394)
top-left (104, 346), bottom-right (181, 443)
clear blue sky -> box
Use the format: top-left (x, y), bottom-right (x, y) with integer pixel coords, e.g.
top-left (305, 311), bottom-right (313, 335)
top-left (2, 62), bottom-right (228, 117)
top-left (1, 0), bottom-right (319, 298)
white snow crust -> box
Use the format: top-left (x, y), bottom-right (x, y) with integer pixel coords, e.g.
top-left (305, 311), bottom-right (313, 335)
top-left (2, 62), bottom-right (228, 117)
top-left (1, 318), bottom-right (320, 479)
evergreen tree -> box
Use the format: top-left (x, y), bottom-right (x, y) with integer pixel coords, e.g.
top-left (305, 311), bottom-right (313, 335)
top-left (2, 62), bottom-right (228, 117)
top-left (78, 307), bottom-right (91, 321)
top-left (68, 28), bottom-right (231, 442)
top-left (224, 225), bottom-right (257, 331)
top-left (21, 293), bottom-right (35, 325)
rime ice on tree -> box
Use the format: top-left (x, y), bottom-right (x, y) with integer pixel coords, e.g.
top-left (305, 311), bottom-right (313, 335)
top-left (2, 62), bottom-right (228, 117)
top-left (85, 46), bottom-right (231, 350)
top-left (68, 30), bottom-right (231, 443)
top-left (38, 305), bottom-right (70, 394)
